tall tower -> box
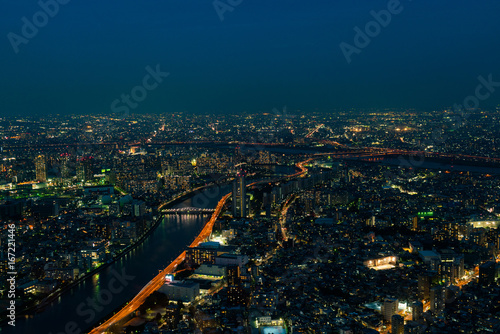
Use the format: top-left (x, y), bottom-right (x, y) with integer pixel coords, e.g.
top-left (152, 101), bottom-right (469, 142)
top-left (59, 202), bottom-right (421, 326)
top-left (412, 216), bottom-right (418, 231)
top-left (232, 169), bottom-right (247, 218)
top-left (35, 155), bottom-right (47, 182)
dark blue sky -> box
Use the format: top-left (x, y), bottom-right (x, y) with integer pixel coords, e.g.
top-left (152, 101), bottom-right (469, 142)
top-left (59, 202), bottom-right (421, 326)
top-left (1, 0), bottom-right (499, 116)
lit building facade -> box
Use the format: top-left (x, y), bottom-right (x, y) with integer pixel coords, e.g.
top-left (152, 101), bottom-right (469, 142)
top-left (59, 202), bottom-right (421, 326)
top-left (35, 155), bottom-right (47, 182)
top-left (232, 170), bottom-right (247, 218)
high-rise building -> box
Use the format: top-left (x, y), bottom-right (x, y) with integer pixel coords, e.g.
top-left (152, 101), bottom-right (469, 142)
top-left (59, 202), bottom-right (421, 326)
top-left (227, 285), bottom-right (248, 306)
top-left (479, 261), bottom-right (496, 286)
top-left (452, 256), bottom-right (465, 281)
top-left (35, 155), bottom-right (47, 182)
top-left (445, 285), bottom-right (459, 304)
top-left (227, 264), bottom-right (247, 306)
top-left (404, 321), bottom-right (423, 334)
top-left (232, 170), bottom-right (247, 218)
top-left (60, 154), bottom-right (71, 179)
top-left (133, 200), bottom-right (146, 217)
top-left (430, 286), bottom-right (445, 313)
top-left (392, 314), bottom-right (404, 334)
top-left (412, 216), bottom-right (418, 231)
top-left (77, 157), bottom-right (93, 182)
top-left (227, 265), bottom-right (241, 286)
top-left (418, 273), bottom-right (432, 300)
top-left (411, 301), bottom-right (423, 322)
top-left (382, 298), bottom-right (398, 322)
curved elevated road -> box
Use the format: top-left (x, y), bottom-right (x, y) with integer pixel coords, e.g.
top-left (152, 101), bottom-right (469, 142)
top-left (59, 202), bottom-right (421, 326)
top-left (88, 159), bottom-right (311, 333)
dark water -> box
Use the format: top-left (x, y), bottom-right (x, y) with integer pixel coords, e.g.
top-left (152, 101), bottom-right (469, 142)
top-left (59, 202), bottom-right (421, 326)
top-left (4, 185), bottom-right (231, 334)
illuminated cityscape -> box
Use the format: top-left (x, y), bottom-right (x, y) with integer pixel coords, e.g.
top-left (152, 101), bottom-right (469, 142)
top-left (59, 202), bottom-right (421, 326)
top-left (0, 109), bottom-right (500, 334)
top-left (1, 1), bottom-right (500, 334)
top-left (232, 169), bottom-right (247, 219)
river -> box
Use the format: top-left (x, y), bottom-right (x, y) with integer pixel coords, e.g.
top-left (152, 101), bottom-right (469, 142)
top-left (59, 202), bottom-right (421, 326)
top-left (4, 184), bottom-right (231, 334)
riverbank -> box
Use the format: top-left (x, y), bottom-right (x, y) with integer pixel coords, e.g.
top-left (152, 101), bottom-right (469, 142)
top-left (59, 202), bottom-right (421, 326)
top-left (7, 182), bottom-right (227, 324)
top-left (87, 160), bottom-right (311, 333)
top-left (87, 192), bottom-right (232, 333)
top-left (3, 189), bottom-right (234, 334)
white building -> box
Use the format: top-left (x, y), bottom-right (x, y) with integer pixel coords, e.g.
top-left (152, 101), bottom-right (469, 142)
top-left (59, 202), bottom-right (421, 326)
top-left (159, 280), bottom-right (199, 303)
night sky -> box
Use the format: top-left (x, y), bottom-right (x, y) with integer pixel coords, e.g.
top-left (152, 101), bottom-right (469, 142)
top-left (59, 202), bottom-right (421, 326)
top-left (1, 0), bottom-right (500, 116)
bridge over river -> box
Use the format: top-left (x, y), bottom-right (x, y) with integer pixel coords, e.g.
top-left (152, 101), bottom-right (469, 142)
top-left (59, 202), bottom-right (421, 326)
top-left (162, 206), bottom-right (216, 214)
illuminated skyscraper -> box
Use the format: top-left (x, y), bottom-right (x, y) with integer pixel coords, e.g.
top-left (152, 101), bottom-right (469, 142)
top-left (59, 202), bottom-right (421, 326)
top-left (227, 264), bottom-right (247, 306)
top-left (35, 155), bottom-right (47, 182)
top-left (232, 169), bottom-right (247, 218)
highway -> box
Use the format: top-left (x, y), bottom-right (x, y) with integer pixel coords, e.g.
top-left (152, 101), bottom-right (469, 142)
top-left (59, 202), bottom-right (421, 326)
top-left (88, 158), bottom-right (312, 333)
top-left (278, 194), bottom-right (297, 241)
top-left (305, 124), bottom-right (324, 138)
top-left (88, 193), bottom-right (231, 333)
top-left (93, 150), bottom-right (492, 334)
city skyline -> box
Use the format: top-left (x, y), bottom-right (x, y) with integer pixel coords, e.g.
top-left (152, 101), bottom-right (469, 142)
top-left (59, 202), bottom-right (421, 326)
top-left (1, 110), bottom-right (500, 333)
top-left (2, 1), bottom-right (500, 334)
